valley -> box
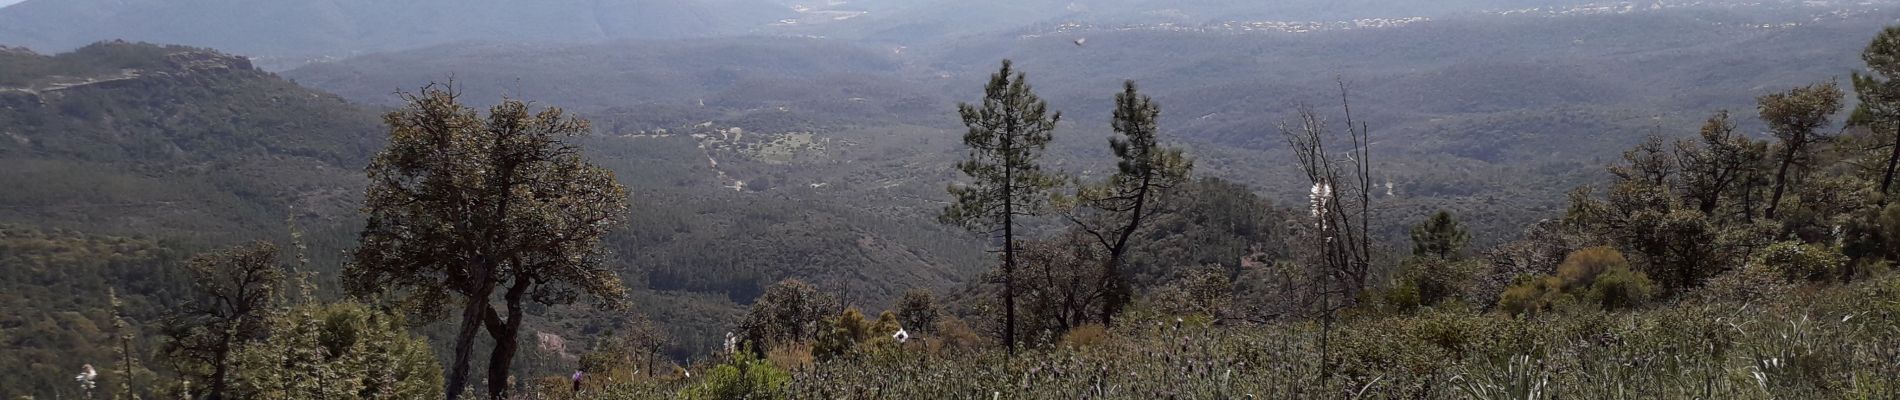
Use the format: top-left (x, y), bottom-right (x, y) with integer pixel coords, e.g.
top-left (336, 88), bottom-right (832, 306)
top-left (5, 0), bottom-right (1900, 398)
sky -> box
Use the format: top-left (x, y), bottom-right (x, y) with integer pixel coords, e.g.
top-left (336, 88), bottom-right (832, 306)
top-left (0, 0), bottom-right (22, 7)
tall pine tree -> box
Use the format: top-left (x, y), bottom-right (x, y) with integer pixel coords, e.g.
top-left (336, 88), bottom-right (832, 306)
top-left (1070, 81), bottom-right (1191, 326)
top-left (1853, 25), bottom-right (1900, 203)
top-left (939, 60), bottom-right (1062, 355)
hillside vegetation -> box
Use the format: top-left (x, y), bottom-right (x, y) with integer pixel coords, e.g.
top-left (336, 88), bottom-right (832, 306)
top-left (9, 2), bottom-right (1900, 399)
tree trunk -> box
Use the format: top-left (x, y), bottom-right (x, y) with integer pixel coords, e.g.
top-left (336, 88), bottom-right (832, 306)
top-left (445, 281), bottom-right (493, 400)
top-left (1882, 124), bottom-right (1900, 205)
top-left (483, 322), bottom-right (519, 400)
top-left (1100, 172), bottom-right (1152, 327)
top-left (1767, 146), bottom-right (1798, 220)
top-left (1002, 195), bottom-right (1017, 356)
top-left (210, 333), bottom-right (231, 400)
top-left (484, 277), bottom-right (532, 400)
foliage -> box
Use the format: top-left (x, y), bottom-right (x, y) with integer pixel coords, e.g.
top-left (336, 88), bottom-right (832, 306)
top-left (1497, 275), bottom-right (1567, 317)
top-left (1411, 211), bottom-right (1472, 259)
top-left (343, 84), bottom-right (630, 398)
top-left (158, 241), bottom-right (283, 400)
top-left (1565, 121), bottom-right (1769, 294)
top-left (1063, 80), bottom-right (1194, 325)
top-left (679, 349), bottom-right (790, 400)
top-left (736, 279), bottom-right (834, 352)
top-left (1392, 257), bottom-right (1482, 309)
top-left (893, 289), bottom-right (940, 334)
top-left (0, 225), bottom-right (178, 399)
top-left (938, 59), bottom-right (1064, 354)
top-left (1500, 247), bottom-right (1655, 315)
top-left (579, 312), bottom-right (673, 382)
top-left (1584, 264), bottom-right (1656, 311)
top-left (813, 308), bottom-right (901, 361)
top-left (1696, 265), bottom-right (1795, 306)
top-left (1147, 266), bottom-right (1236, 320)
top-left (1756, 241), bottom-right (1849, 283)
top-left (739, 273), bottom-right (1900, 398)
top-left (230, 300), bottom-right (444, 400)
top-left (1758, 81), bottom-right (1846, 220)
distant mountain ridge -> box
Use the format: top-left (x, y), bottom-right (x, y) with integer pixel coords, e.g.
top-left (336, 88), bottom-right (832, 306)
top-left (0, 0), bottom-right (794, 68)
top-left (0, 41), bottom-right (382, 240)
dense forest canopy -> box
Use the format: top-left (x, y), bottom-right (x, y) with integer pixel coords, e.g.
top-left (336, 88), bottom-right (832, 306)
top-left (6, 0), bottom-right (1900, 399)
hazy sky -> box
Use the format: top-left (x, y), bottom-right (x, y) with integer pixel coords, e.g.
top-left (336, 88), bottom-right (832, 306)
top-left (0, 0), bottom-right (23, 7)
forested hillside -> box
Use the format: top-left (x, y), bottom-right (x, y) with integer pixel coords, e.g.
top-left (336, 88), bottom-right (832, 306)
top-left (9, 1), bottom-right (1900, 399)
top-left (284, 6), bottom-right (1897, 246)
top-left (0, 41), bottom-right (378, 243)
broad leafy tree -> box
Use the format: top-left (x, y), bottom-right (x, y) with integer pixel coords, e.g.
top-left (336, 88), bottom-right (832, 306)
top-left (160, 242), bottom-right (283, 400)
top-left (345, 85), bottom-right (629, 400)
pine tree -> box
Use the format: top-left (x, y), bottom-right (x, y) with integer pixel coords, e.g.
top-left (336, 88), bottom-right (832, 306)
top-left (1853, 25), bottom-right (1900, 203)
top-left (1069, 81), bottom-right (1192, 326)
top-left (1674, 111), bottom-right (1768, 219)
top-left (939, 60), bottom-right (1063, 355)
top-left (1759, 81), bottom-right (1845, 219)
top-left (1409, 211), bottom-right (1470, 260)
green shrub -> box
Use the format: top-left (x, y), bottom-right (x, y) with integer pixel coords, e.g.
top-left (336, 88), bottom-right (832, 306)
top-left (1498, 275), bottom-right (1564, 317)
top-left (1394, 257), bottom-right (1481, 309)
top-left (1556, 246), bottom-right (1629, 290)
top-left (813, 308), bottom-right (902, 361)
top-left (1382, 281), bottom-right (1424, 312)
top-left (1697, 265), bottom-right (1792, 305)
top-left (680, 350), bottom-right (790, 400)
top-left (1585, 266), bottom-right (1655, 310)
top-left (1756, 241), bottom-right (1847, 282)
top-left (1501, 247), bottom-right (1654, 314)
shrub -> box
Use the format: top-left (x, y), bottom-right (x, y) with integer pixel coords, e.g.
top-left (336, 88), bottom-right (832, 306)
top-left (1556, 246), bottom-right (1629, 290)
top-left (1059, 324), bottom-right (1111, 350)
top-left (813, 308), bottom-right (902, 360)
top-left (894, 289), bottom-right (941, 334)
top-left (1756, 241), bottom-right (1847, 282)
top-left (1498, 275), bottom-right (1564, 317)
top-left (1396, 257), bottom-right (1481, 308)
top-left (737, 280), bottom-right (834, 354)
top-left (679, 350), bottom-right (789, 400)
top-left (1697, 265), bottom-right (1792, 305)
top-left (1150, 266), bottom-right (1235, 319)
top-left (927, 316), bottom-right (988, 355)
top-left (1500, 247), bottom-right (1655, 314)
top-left (1585, 266), bottom-right (1655, 310)
top-left (764, 343), bottom-right (814, 371)
top-left (1382, 281), bottom-right (1424, 312)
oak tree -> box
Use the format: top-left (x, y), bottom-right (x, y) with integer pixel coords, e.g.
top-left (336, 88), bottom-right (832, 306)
top-left (345, 85), bottom-right (629, 400)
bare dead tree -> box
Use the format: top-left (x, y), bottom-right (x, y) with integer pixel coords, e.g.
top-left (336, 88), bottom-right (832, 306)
top-left (1278, 81), bottom-right (1375, 376)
